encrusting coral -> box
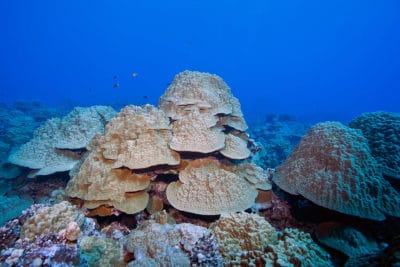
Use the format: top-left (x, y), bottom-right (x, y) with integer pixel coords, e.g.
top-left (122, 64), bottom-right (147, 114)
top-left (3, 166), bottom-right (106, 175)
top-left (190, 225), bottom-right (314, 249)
top-left (8, 106), bottom-right (115, 177)
top-left (273, 121), bottom-right (400, 220)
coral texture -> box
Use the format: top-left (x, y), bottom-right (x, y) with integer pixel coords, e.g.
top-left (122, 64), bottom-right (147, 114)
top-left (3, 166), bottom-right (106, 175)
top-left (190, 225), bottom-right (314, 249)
top-left (263, 228), bottom-right (332, 266)
top-left (123, 221), bottom-right (222, 266)
top-left (166, 158), bottom-right (258, 215)
top-left (79, 236), bottom-right (124, 267)
top-left (8, 106), bottom-right (115, 177)
top-left (66, 105), bottom-right (179, 215)
top-left (67, 71), bottom-right (272, 216)
top-left (212, 212), bottom-right (277, 265)
top-left (349, 111), bottom-right (400, 179)
top-left (273, 121), bottom-right (400, 220)
top-left (20, 201), bottom-right (84, 241)
top-left (212, 212), bottom-right (332, 266)
top-left (159, 70), bottom-right (248, 156)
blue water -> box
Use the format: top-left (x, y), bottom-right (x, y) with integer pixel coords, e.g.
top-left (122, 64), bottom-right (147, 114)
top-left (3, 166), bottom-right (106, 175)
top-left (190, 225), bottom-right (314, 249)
top-left (1, 0), bottom-right (399, 123)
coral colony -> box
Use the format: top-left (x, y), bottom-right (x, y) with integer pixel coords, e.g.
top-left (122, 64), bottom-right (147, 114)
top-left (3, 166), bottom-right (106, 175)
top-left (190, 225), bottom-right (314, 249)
top-left (1, 71), bottom-right (400, 266)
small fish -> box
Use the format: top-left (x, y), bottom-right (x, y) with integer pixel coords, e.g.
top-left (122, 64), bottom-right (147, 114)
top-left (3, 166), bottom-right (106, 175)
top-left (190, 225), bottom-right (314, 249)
top-left (113, 75), bottom-right (119, 80)
top-left (143, 95), bottom-right (148, 99)
top-left (113, 83), bottom-right (120, 89)
top-left (131, 72), bottom-right (138, 78)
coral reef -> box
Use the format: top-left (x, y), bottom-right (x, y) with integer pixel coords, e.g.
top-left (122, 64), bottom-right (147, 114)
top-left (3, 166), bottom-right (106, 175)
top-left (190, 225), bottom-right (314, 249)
top-left (349, 111), bottom-right (400, 179)
top-left (273, 121), bottom-right (400, 220)
top-left (67, 71), bottom-right (271, 216)
top-left (5, 72), bottom-right (400, 267)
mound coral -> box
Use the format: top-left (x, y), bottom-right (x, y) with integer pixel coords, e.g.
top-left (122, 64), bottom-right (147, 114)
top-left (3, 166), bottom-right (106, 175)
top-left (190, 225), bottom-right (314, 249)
top-left (20, 201), bottom-right (84, 241)
top-left (8, 106), bottom-right (115, 177)
top-left (212, 212), bottom-right (332, 266)
top-left (349, 111), bottom-right (400, 179)
top-left (159, 70), bottom-right (249, 156)
top-left (273, 121), bottom-right (400, 220)
top-left (67, 71), bottom-right (271, 216)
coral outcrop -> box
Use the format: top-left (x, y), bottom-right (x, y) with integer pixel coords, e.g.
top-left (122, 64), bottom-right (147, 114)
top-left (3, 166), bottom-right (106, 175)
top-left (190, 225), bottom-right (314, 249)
top-left (67, 71), bottom-right (271, 216)
top-left (20, 201), bottom-right (84, 241)
top-left (211, 212), bottom-right (332, 266)
top-left (123, 220), bottom-right (222, 266)
top-left (349, 111), bottom-right (400, 179)
top-left (273, 121), bottom-right (400, 220)
top-left (8, 106), bottom-right (115, 177)
top-left (158, 70), bottom-right (249, 156)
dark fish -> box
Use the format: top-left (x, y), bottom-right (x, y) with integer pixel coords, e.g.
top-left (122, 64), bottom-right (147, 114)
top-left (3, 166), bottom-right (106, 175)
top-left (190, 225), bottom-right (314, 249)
top-left (113, 75), bottom-right (119, 80)
top-left (113, 83), bottom-right (120, 89)
top-left (143, 96), bottom-right (148, 99)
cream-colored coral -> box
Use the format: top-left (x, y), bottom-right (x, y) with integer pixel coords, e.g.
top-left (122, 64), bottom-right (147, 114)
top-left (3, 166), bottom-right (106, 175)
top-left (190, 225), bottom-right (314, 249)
top-left (20, 201), bottom-right (84, 240)
top-left (100, 105), bottom-right (180, 169)
top-left (66, 148), bottom-right (150, 203)
top-left (212, 212), bottom-right (277, 266)
top-left (159, 70), bottom-right (234, 119)
top-left (235, 163), bottom-right (272, 190)
top-left (8, 106), bottom-right (115, 176)
top-left (166, 158), bottom-right (258, 215)
top-left (159, 70), bottom-right (249, 156)
top-left (8, 118), bottom-right (79, 176)
top-left (54, 106), bottom-right (116, 149)
top-left (67, 105), bottom-right (179, 215)
top-left (169, 110), bottom-right (225, 153)
top-left (220, 134), bottom-right (250, 160)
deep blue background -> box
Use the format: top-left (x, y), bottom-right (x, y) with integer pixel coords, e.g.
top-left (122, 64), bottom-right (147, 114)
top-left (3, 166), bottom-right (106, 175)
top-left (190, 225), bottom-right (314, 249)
top-left (1, 0), bottom-right (399, 123)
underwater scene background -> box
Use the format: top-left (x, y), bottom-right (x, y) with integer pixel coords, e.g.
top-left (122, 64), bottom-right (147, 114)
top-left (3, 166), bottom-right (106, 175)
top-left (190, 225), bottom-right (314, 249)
top-left (1, 0), bottom-right (400, 122)
top-left (1, 1), bottom-right (400, 266)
